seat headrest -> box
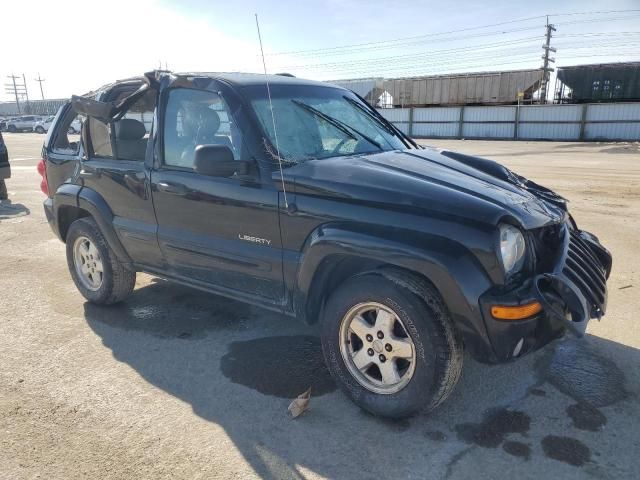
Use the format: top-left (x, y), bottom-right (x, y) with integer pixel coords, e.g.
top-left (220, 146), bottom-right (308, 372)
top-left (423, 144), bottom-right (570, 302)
top-left (115, 118), bottom-right (146, 140)
top-left (183, 108), bottom-right (221, 138)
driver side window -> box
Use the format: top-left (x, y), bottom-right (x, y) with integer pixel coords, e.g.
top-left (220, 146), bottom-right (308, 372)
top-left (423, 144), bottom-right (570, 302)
top-left (163, 88), bottom-right (242, 169)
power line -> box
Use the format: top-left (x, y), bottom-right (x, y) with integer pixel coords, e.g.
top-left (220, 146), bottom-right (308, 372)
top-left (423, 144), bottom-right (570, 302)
top-left (277, 36), bottom-right (640, 75)
top-left (322, 51), bottom-right (639, 80)
top-left (265, 15), bottom-right (545, 56)
top-left (275, 36), bottom-right (542, 70)
top-left (265, 10), bottom-right (640, 57)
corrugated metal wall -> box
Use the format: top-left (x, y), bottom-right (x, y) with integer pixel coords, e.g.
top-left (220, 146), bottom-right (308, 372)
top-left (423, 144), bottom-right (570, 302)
top-left (0, 99), bottom-right (67, 116)
top-left (377, 102), bottom-right (640, 141)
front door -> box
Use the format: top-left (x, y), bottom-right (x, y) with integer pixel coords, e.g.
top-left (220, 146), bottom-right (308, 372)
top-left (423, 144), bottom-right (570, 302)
top-left (150, 87), bottom-right (284, 306)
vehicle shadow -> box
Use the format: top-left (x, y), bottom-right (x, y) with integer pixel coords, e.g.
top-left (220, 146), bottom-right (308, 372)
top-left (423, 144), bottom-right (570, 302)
top-left (0, 199), bottom-right (30, 220)
top-left (85, 280), bottom-right (639, 479)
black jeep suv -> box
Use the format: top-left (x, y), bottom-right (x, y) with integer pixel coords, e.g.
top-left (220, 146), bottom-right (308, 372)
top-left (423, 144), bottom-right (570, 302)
top-left (41, 71), bottom-right (612, 418)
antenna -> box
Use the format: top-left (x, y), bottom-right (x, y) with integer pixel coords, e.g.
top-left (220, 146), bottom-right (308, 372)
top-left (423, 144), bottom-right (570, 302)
top-left (255, 13), bottom-right (288, 209)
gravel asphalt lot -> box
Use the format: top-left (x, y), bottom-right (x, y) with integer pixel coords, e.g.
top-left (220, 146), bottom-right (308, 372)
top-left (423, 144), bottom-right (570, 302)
top-left (1, 133), bottom-right (639, 479)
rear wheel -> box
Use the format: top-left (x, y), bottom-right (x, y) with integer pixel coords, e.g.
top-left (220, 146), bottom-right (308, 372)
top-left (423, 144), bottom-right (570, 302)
top-left (320, 273), bottom-right (463, 418)
top-left (66, 217), bottom-right (136, 304)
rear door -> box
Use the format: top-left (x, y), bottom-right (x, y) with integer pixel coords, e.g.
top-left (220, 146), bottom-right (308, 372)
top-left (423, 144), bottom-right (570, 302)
top-left (150, 86), bottom-right (284, 305)
top-left (81, 86), bottom-right (163, 268)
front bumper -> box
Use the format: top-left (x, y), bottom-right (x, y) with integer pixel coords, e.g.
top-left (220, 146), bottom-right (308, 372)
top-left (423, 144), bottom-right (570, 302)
top-left (479, 224), bottom-right (612, 362)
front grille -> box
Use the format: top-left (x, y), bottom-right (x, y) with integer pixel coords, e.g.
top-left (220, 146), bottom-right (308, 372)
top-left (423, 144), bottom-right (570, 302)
top-left (563, 229), bottom-right (607, 318)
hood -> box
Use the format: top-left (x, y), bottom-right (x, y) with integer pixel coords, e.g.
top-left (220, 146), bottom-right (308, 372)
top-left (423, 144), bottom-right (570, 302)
top-left (284, 148), bottom-right (567, 230)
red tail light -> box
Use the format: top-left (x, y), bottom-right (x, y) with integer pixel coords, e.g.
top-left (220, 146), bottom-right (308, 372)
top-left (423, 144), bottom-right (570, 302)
top-left (37, 158), bottom-right (49, 196)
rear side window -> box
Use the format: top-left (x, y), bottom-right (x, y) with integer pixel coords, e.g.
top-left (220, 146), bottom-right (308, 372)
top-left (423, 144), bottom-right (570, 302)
top-left (88, 89), bottom-right (156, 161)
top-left (51, 111), bottom-right (85, 155)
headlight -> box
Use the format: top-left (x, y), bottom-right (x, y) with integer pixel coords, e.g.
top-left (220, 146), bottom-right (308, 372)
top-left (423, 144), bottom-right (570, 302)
top-left (499, 223), bottom-right (526, 276)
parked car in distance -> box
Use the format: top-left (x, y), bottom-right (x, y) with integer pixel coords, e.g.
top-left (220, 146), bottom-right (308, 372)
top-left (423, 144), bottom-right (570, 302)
top-left (33, 116), bottom-right (55, 134)
top-left (0, 131), bottom-right (10, 199)
top-left (40, 71), bottom-right (612, 419)
top-left (6, 115), bottom-right (43, 133)
top-left (34, 116), bottom-right (82, 134)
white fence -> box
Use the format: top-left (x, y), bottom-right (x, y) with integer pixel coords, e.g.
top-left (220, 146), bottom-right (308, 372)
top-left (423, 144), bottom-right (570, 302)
top-left (377, 103), bottom-right (640, 141)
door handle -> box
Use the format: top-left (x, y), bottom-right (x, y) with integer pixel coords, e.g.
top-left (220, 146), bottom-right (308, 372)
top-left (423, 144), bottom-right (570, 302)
top-left (79, 167), bottom-right (100, 178)
top-left (157, 181), bottom-right (188, 195)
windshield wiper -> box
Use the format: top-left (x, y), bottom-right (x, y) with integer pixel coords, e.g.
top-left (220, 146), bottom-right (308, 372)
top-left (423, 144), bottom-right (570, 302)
top-left (291, 99), bottom-right (382, 151)
top-left (347, 94), bottom-right (422, 149)
top-left (342, 96), bottom-right (396, 136)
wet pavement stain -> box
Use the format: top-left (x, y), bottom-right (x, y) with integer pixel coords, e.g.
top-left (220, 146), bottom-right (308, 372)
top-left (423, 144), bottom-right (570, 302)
top-left (220, 335), bottom-right (336, 398)
top-left (456, 409), bottom-right (530, 448)
top-left (567, 403), bottom-right (607, 432)
top-left (84, 281), bottom-right (252, 339)
top-left (529, 388), bottom-right (547, 397)
top-left (424, 430), bottom-right (447, 442)
top-left (541, 435), bottom-right (591, 467)
top-left (537, 340), bottom-right (628, 408)
top-left (502, 441), bottom-right (531, 460)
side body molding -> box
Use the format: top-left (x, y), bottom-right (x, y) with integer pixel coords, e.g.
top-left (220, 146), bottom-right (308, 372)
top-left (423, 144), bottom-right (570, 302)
top-left (292, 225), bottom-right (496, 360)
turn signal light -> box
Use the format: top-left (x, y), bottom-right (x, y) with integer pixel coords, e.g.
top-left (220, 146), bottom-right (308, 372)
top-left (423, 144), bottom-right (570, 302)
top-left (491, 302), bottom-right (542, 321)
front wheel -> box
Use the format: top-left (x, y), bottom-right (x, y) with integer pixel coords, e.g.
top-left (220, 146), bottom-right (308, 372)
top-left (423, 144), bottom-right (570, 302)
top-left (321, 273), bottom-right (463, 418)
top-left (7, 125), bottom-right (16, 133)
top-left (35, 126), bottom-right (45, 134)
top-left (66, 217), bottom-right (136, 304)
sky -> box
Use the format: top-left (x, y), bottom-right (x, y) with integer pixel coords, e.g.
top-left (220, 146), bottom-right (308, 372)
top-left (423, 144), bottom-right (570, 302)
top-left (1, 0), bottom-right (639, 101)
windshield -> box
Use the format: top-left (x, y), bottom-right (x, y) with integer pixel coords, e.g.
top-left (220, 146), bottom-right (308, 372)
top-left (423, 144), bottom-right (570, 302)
top-left (246, 85), bottom-right (406, 163)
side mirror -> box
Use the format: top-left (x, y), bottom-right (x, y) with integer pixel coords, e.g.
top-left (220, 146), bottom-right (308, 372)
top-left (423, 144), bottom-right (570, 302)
top-left (193, 144), bottom-right (248, 177)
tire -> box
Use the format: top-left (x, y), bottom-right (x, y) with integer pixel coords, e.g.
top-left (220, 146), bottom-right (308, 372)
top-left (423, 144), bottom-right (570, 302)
top-left (68, 127), bottom-right (76, 134)
top-left (65, 217), bottom-right (136, 305)
top-left (320, 272), bottom-right (463, 419)
top-left (7, 125), bottom-right (16, 133)
top-left (35, 126), bottom-right (45, 134)
top-left (0, 179), bottom-right (7, 200)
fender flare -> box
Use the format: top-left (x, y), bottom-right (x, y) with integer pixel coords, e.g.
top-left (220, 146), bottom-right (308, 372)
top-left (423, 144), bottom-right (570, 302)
top-left (77, 187), bottom-right (133, 264)
top-left (293, 225), bottom-right (496, 360)
top-left (54, 185), bottom-right (132, 264)
top-left (50, 183), bottom-right (82, 241)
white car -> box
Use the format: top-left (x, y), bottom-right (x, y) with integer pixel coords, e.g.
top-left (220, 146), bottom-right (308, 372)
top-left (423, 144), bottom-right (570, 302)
top-left (33, 116), bottom-right (82, 134)
top-left (6, 115), bottom-right (44, 133)
top-left (33, 116), bottom-right (55, 134)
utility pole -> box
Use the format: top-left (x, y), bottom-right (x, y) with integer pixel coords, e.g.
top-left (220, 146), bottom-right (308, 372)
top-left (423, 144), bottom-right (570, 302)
top-left (4, 74), bottom-right (22, 114)
top-left (35, 73), bottom-right (46, 100)
top-left (540, 17), bottom-right (556, 104)
top-left (21, 74), bottom-right (30, 105)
